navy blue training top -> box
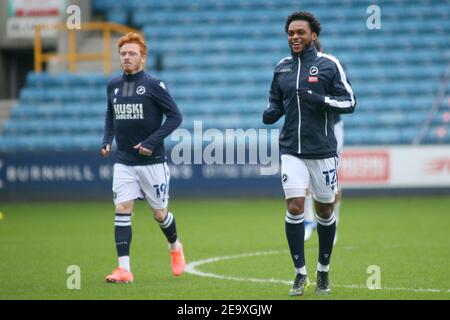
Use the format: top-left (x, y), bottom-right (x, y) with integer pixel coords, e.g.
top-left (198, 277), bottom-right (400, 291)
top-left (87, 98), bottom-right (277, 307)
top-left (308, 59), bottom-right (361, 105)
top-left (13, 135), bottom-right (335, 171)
top-left (102, 70), bottom-right (182, 166)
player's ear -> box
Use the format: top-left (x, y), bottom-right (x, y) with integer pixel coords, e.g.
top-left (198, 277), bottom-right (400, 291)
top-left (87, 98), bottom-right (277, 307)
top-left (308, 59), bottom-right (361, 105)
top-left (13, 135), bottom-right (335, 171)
top-left (312, 32), bottom-right (318, 41)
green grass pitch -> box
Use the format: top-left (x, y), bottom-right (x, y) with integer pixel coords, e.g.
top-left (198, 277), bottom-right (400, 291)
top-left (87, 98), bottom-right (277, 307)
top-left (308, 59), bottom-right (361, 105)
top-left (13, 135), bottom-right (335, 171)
top-left (0, 196), bottom-right (449, 300)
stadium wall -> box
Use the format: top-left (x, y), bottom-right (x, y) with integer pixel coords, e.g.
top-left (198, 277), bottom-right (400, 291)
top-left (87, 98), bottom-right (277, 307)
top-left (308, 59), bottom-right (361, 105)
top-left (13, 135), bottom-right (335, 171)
top-left (0, 145), bottom-right (449, 201)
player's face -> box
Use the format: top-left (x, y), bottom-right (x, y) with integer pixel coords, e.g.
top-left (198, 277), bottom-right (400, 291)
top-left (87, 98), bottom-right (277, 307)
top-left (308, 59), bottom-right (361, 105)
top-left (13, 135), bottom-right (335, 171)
top-left (287, 20), bottom-right (317, 54)
top-left (119, 43), bottom-right (145, 74)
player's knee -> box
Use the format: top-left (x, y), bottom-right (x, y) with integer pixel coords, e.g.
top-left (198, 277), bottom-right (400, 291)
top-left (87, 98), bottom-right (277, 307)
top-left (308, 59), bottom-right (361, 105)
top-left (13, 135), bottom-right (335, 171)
top-left (315, 202), bottom-right (334, 219)
top-left (152, 208), bottom-right (168, 222)
top-left (115, 201), bottom-right (133, 213)
top-left (287, 199), bottom-right (304, 215)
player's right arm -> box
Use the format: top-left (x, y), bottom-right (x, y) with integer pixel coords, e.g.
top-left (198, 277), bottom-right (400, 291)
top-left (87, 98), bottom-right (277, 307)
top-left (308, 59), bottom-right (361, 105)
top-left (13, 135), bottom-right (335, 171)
top-left (101, 84), bottom-right (115, 158)
top-left (263, 72), bottom-right (284, 124)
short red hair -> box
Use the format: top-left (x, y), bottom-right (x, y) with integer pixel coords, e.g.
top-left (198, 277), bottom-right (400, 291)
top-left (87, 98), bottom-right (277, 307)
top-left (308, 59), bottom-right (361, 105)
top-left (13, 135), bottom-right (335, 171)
top-left (117, 32), bottom-right (147, 56)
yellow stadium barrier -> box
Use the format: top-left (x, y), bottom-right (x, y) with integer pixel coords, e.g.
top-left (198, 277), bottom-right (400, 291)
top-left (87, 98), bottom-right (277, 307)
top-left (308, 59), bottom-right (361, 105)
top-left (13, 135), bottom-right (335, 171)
top-left (34, 22), bottom-right (142, 74)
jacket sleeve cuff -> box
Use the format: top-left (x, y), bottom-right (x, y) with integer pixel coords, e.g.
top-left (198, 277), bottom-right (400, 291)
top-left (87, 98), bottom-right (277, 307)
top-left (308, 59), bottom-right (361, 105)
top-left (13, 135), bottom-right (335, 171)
top-left (141, 140), bottom-right (155, 151)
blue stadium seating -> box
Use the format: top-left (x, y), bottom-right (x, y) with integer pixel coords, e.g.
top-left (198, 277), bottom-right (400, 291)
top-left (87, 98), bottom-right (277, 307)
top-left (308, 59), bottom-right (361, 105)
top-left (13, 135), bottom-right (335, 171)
top-left (0, 0), bottom-right (449, 151)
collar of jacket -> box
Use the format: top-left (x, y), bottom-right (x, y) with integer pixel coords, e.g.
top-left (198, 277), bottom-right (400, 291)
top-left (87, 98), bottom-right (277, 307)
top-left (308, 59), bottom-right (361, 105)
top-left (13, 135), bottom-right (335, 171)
top-left (291, 44), bottom-right (318, 63)
top-left (123, 69), bottom-right (145, 82)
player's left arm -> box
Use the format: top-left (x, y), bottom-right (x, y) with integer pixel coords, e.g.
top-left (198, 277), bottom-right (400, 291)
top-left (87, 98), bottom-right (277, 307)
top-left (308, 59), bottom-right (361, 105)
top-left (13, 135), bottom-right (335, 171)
top-left (323, 62), bottom-right (356, 114)
top-left (141, 81), bottom-right (183, 151)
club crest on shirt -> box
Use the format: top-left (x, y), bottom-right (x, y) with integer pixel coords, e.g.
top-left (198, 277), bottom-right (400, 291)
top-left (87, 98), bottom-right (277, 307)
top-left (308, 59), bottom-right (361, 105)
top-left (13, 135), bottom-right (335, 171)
top-left (136, 86), bottom-right (146, 95)
top-left (309, 66), bottom-right (319, 75)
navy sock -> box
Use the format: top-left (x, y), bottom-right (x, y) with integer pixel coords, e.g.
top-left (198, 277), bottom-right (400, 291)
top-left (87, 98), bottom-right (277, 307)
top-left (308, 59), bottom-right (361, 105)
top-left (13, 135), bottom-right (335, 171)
top-left (317, 214), bottom-right (336, 266)
top-left (285, 211), bottom-right (305, 269)
top-left (115, 213), bottom-right (132, 257)
top-left (159, 212), bottom-right (178, 244)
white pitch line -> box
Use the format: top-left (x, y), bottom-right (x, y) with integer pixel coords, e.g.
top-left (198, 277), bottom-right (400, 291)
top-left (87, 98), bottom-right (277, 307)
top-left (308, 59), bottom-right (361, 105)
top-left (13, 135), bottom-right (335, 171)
top-left (185, 251), bottom-right (292, 285)
top-left (185, 250), bottom-right (450, 294)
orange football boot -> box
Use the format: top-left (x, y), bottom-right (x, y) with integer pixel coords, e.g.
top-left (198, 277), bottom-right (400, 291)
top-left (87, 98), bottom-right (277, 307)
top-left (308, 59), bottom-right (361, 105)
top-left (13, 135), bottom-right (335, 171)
top-left (105, 267), bottom-right (134, 283)
top-left (170, 243), bottom-right (186, 276)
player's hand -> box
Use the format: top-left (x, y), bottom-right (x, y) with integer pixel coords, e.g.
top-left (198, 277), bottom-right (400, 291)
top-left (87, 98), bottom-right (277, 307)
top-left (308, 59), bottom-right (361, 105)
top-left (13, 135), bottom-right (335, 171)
top-left (263, 106), bottom-right (282, 124)
top-left (297, 87), bottom-right (327, 111)
top-left (100, 144), bottom-right (111, 158)
top-left (133, 143), bottom-right (153, 156)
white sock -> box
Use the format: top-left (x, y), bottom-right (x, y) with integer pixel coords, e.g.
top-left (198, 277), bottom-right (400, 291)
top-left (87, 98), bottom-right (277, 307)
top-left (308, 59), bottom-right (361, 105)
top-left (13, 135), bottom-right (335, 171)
top-left (317, 262), bottom-right (330, 272)
top-left (169, 239), bottom-right (180, 250)
top-left (304, 193), bottom-right (315, 222)
top-left (295, 266), bottom-right (307, 276)
top-left (118, 256), bottom-right (130, 272)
